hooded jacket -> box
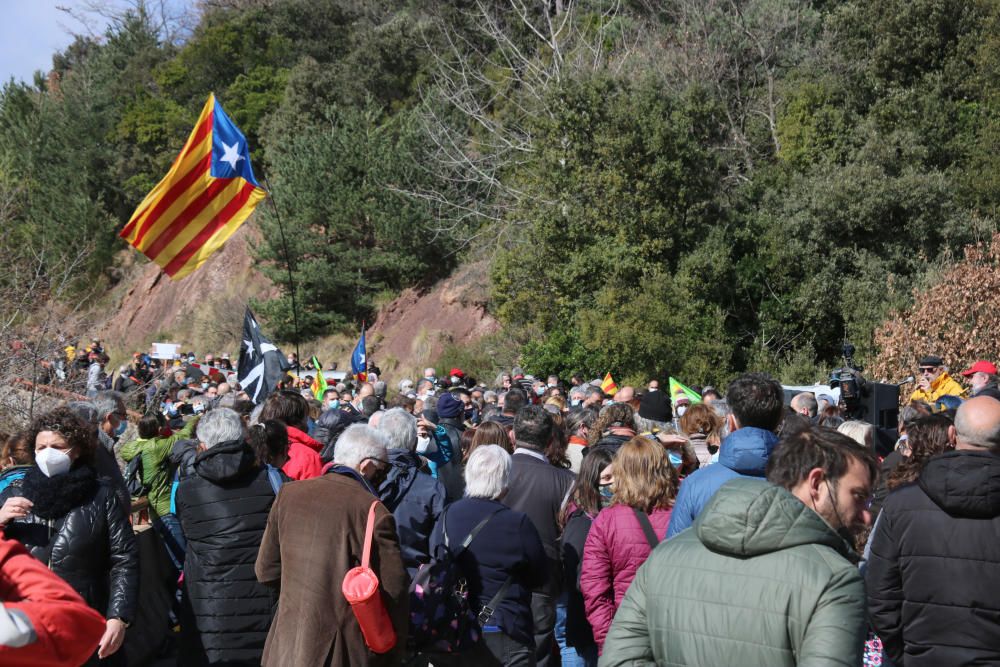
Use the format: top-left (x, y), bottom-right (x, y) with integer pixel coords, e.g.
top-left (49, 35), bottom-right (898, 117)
top-left (867, 450), bottom-right (1000, 667)
top-left (602, 478), bottom-right (866, 667)
top-left (377, 449), bottom-right (445, 577)
top-left (580, 504), bottom-right (671, 650)
top-left (281, 425), bottom-right (323, 480)
top-left (176, 439), bottom-right (279, 665)
top-left (909, 371), bottom-right (966, 403)
top-left (666, 426), bottom-right (779, 537)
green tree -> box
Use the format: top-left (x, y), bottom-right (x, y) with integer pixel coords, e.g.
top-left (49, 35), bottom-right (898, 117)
top-left (253, 103), bottom-right (454, 341)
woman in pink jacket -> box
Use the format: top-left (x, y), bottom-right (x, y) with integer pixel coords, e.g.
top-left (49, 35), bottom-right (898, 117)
top-left (580, 436), bottom-right (679, 651)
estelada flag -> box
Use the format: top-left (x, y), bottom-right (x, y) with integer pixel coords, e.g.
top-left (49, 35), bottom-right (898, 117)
top-left (120, 93), bottom-right (267, 279)
top-left (351, 326), bottom-right (367, 383)
top-left (601, 372), bottom-right (618, 395)
top-left (310, 356), bottom-right (328, 400)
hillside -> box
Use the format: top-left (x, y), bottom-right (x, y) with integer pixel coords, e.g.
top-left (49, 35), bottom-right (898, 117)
top-left (3, 0), bottom-right (1000, 386)
top-left (94, 222), bottom-right (498, 382)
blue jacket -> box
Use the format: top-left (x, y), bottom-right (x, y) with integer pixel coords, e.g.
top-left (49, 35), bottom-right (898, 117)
top-left (429, 497), bottom-right (547, 645)
top-left (667, 427), bottom-right (779, 538)
top-left (377, 449), bottom-right (446, 577)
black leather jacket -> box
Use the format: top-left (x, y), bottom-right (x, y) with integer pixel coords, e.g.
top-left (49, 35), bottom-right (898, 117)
top-left (1, 475), bottom-right (139, 622)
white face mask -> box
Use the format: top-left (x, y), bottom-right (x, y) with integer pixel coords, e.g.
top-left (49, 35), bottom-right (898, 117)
top-left (677, 406), bottom-right (688, 416)
top-left (416, 435), bottom-right (436, 455)
top-left (36, 447), bottom-right (73, 478)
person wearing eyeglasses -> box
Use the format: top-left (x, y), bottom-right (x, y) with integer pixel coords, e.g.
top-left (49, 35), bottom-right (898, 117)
top-left (255, 423), bottom-right (408, 667)
top-left (909, 355), bottom-right (966, 404)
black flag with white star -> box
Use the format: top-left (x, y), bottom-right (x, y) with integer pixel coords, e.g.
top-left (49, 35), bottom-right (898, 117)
top-left (237, 307), bottom-right (290, 404)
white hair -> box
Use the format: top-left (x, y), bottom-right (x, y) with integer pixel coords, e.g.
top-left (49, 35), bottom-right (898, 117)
top-left (464, 445), bottom-right (511, 500)
top-left (378, 408), bottom-right (418, 452)
top-left (196, 408), bottom-right (245, 448)
top-left (711, 399), bottom-right (732, 439)
top-left (837, 420), bottom-right (874, 449)
top-left (334, 424), bottom-right (389, 470)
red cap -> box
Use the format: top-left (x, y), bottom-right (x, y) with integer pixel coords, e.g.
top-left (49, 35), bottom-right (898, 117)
top-left (449, 367), bottom-right (465, 378)
top-left (961, 360), bottom-right (997, 376)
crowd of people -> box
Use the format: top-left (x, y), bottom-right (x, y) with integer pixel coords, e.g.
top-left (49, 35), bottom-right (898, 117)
top-left (0, 349), bottom-right (998, 667)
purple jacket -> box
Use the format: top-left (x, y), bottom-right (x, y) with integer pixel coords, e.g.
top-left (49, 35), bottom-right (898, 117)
top-left (580, 503), bottom-right (671, 650)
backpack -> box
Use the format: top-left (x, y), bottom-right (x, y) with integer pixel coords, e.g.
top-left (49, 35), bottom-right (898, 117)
top-left (407, 507), bottom-right (513, 654)
top-left (124, 454), bottom-right (150, 498)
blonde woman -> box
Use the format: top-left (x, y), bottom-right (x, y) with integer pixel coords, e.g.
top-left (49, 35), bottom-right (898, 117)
top-left (579, 437), bottom-right (679, 652)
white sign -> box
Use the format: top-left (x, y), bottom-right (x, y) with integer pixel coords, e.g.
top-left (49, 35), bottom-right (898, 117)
top-left (151, 342), bottom-right (180, 360)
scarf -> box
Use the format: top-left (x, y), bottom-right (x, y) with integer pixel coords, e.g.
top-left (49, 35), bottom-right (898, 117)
top-left (20, 464), bottom-right (99, 520)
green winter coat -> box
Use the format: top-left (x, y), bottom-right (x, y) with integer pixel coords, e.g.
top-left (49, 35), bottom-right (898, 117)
top-left (121, 416), bottom-right (199, 519)
top-left (600, 478), bottom-right (866, 667)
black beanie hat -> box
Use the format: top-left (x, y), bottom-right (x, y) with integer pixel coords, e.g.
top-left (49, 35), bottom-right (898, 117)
top-left (436, 391), bottom-right (464, 419)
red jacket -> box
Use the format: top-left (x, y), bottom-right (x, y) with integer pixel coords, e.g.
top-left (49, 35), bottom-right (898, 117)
top-left (281, 426), bottom-right (323, 480)
top-left (0, 536), bottom-right (106, 666)
top-left (580, 503), bottom-right (671, 650)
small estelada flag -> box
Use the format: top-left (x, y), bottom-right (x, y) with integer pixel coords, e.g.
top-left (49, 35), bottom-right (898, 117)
top-left (351, 326), bottom-right (367, 383)
top-left (119, 94), bottom-right (267, 279)
top-left (601, 372), bottom-right (619, 396)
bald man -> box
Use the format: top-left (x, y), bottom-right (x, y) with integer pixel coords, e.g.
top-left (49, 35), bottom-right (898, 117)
top-left (790, 392), bottom-right (818, 420)
top-left (613, 386), bottom-right (635, 404)
top-left (867, 396), bottom-right (1000, 666)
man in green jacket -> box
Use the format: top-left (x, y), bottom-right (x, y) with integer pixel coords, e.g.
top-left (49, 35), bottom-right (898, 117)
top-left (601, 426), bottom-right (877, 667)
top-left (121, 412), bottom-right (199, 572)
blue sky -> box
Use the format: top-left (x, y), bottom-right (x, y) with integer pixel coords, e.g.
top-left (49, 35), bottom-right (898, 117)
top-left (0, 1), bottom-right (99, 83)
top-left (1, 1), bottom-right (193, 84)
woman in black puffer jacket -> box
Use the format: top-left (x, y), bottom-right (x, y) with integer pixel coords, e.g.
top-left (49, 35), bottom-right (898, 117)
top-left (0, 407), bottom-right (139, 665)
top-left (175, 408), bottom-right (285, 666)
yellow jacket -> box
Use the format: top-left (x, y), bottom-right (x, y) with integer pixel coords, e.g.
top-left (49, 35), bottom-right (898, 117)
top-left (910, 371), bottom-right (967, 403)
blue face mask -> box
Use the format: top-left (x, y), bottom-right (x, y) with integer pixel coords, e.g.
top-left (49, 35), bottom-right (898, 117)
top-left (668, 451), bottom-right (683, 468)
top-left (114, 420), bottom-right (127, 437)
top-left (329, 400), bottom-right (340, 410)
top-left (599, 484), bottom-right (614, 499)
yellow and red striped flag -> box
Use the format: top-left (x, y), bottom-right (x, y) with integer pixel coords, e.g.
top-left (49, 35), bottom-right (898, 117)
top-left (119, 93), bottom-right (267, 279)
top-left (601, 372), bottom-right (618, 395)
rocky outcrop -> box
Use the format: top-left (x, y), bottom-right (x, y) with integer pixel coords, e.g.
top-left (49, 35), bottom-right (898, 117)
top-left (98, 224), bottom-right (277, 355)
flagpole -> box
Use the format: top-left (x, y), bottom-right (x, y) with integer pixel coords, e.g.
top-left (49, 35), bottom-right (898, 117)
top-left (262, 177), bottom-right (301, 367)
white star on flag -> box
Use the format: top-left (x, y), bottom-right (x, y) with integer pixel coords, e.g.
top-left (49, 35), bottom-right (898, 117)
top-left (220, 141), bottom-right (245, 171)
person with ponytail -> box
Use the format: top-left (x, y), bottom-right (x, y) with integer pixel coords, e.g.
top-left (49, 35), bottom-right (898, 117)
top-left (558, 447), bottom-right (615, 666)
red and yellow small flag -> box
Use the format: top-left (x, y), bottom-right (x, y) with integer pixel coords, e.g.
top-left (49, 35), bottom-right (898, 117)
top-left (120, 94), bottom-right (267, 279)
top-left (601, 372), bottom-right (619, 395)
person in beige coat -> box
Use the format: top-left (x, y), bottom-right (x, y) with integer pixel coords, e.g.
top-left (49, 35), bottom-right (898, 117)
top-left (256, 424), bottom-right (409, 666)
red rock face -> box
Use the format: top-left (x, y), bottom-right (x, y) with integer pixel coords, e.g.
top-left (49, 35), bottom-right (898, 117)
top-left (97, 224), bottom-right (499, 375)
top-left (368, 263), bottom-right (500, 373)
top-left (99, 223), bottom-right (277, 354)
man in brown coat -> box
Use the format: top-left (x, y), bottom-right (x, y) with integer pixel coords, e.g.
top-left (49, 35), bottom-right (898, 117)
top-left (256, 424), bottom-right (409, 666)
